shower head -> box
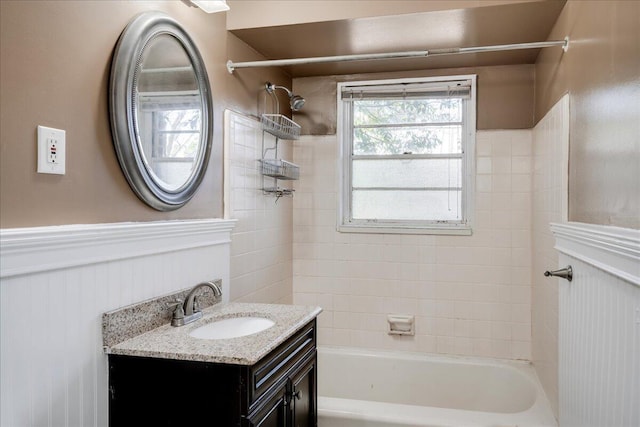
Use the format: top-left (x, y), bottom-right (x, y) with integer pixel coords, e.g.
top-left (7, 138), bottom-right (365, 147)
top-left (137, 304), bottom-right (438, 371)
top-left (289, 95), bottom-right (305, 111)
top-left (265, 82), bottom-right (306, 111)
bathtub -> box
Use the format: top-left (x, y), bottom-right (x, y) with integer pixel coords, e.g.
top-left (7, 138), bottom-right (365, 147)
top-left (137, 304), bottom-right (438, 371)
top-left (317, 347), bottom-right (557, 427)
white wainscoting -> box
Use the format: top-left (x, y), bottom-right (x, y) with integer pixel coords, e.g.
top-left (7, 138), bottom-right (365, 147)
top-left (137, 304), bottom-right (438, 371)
top-left (552, 222), bottom-right (640, 427)
top-left (0, 219), bottom-right (235, 427)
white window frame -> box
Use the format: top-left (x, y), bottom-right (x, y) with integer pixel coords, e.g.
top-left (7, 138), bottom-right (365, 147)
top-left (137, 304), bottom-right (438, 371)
top-left (337, 75), bottom-right (476, 235)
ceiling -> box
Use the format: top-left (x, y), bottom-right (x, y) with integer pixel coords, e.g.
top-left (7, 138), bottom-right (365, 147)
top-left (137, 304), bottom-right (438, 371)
top-left (228, 0), bottom-right (566, 77)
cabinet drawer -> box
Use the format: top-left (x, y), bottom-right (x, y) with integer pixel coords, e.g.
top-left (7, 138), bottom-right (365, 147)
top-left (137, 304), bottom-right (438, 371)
top-left (248, 319), bottom-right (316, 407)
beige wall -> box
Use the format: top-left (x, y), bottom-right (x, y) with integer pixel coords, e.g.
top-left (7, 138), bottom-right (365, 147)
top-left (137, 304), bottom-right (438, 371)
top-left (0, 0), bottom-right (290, 228)
top-left (535, 0), bottom-right (640, 229)
top-left (293, 64), bottom-right (535, 134)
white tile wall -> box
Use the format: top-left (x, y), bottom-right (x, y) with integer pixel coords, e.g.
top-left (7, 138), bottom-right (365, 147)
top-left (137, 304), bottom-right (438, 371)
top-left (224, 110), bottom-right (293, 304)
top-left (292, 130), bottom-right (533, 360)
top-left (531, 95), bottom-right (569, 417)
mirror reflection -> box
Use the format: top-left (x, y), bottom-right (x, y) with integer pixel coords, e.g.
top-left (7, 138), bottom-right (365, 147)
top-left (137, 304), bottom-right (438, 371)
top-left (136, 34), bottom-right (203, 191)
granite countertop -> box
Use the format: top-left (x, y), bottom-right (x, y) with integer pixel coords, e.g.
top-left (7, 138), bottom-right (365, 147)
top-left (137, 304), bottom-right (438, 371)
top-left (105, 302), bottom-right (322, 365)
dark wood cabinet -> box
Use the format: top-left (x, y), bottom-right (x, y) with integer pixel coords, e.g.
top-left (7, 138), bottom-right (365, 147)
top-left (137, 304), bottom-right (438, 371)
top-left (108, 319), bottom-right (316, 427)
top-left (243, 352), bottom-right (316, 427)
top-left (288, 355), bottom-right (316, 427)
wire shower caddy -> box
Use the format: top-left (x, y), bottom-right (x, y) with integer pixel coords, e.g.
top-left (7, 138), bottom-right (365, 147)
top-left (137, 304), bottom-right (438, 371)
top-left (261, 114), bottom-right (301, 141)
top-left (260, 85), bottom-right (301, 198)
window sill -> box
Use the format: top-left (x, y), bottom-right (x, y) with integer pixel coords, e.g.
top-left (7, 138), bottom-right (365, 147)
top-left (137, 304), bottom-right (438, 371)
top-left (337, 223), bottom-right (472, 236)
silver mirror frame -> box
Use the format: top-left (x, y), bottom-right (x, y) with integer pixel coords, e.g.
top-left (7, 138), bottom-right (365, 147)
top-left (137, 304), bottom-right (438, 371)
top-left (109, 11), bottom-right (213, 211)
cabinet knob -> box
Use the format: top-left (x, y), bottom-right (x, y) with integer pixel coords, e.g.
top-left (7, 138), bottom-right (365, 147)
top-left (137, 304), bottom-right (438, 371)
top-left (292, 390), bottom-right (302, 400)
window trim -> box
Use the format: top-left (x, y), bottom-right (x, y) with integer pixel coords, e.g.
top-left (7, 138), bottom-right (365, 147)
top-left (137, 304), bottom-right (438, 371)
top-left (337, 75), bottom-right (476, 235)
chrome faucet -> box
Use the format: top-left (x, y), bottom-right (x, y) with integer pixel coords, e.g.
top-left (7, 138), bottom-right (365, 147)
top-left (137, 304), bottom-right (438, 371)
top-left (170, 280), bottom-right (222, 327)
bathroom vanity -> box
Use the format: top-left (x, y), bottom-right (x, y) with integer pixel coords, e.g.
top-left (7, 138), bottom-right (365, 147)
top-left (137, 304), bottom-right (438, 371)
top-left (103, 299), bottom-right (321, 427)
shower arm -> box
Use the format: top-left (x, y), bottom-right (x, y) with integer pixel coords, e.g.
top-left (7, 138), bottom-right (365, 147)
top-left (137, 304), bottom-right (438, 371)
top-left (227, 38), bottom-right (569, 73)
top-left (267, 83), bottom-right (294, 98)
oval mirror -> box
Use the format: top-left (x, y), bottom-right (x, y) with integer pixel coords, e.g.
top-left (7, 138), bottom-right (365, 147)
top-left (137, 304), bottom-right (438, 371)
top-left (109, 12), bottom-right (213, 211)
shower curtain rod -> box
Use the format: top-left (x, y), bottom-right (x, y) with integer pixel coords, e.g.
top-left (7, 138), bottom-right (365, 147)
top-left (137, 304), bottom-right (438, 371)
top-left (227, 37), bottom-right (569, 73)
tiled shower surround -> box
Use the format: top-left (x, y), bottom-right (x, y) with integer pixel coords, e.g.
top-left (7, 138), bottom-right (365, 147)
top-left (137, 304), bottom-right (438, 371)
top-left (226, 111), bottom-right (294, 304)
top-left (293, 130), bottom-right (533, 360)
top-left (531, 95), bottom-right (569, 417)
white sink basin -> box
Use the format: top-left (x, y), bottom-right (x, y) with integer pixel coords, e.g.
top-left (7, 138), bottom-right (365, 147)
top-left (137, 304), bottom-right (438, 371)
top-left (189, 316), bottom-right (275, 340)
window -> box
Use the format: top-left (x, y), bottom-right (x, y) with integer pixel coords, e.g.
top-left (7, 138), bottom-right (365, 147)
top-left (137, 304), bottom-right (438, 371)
top-left (338, 75), bottom-right (476, 234)
top-left (137, 92), bottom-right (202, 190)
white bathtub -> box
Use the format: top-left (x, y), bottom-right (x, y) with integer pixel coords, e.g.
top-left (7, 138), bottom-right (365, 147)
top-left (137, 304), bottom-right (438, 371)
top-left (317, 347), bottom-right (557, 427)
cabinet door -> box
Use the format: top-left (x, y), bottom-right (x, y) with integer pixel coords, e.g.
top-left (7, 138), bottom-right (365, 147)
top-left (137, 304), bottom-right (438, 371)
top-left (289, 354), bottom-right (317, 427)
top-left (245, 386), bottom-right (287, 427)
top-left (248, 321), bottom-right (316, 408)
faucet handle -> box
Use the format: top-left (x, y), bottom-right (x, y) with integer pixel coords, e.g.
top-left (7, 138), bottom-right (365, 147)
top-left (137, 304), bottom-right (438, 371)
top-left (168, 299), bottom-right (186, 326)
top-left (166, 298), bottom-right (183, 307)
top-left (193, 296), bottom-right (200, 313)
top-left (166, 299), bottom-right (185, 319)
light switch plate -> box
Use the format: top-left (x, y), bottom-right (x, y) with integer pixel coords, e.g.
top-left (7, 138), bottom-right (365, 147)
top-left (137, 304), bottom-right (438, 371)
top-left (37, 125), bottom-right (65, 175)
